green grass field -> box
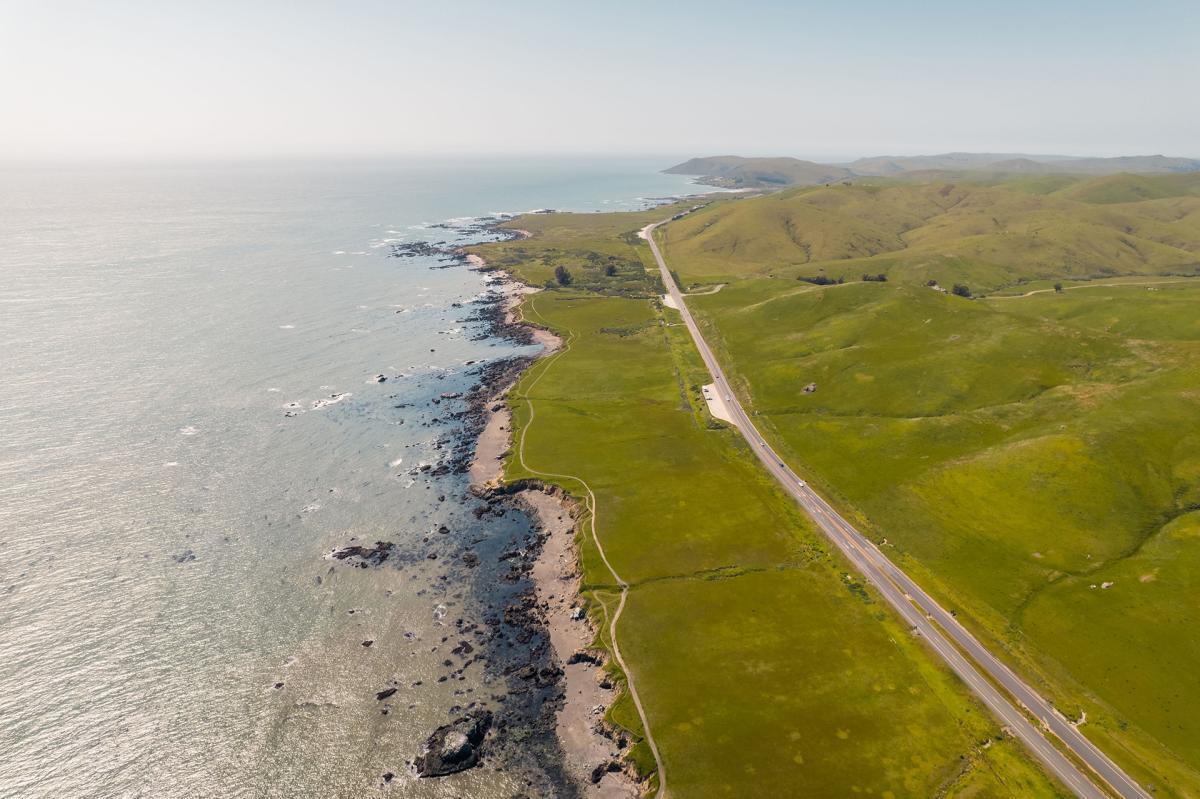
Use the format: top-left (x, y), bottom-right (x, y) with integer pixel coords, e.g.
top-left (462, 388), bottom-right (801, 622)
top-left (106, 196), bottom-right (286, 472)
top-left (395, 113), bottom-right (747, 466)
top-left (669, 179), bottom-right (1200, 794)
top-left (470, 212), bottom-right (1067, 797)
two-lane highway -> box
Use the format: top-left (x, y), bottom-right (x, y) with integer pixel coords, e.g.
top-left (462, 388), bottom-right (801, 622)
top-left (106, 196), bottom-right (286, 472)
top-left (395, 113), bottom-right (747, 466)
top-left (640, 219), bottom-right (1151, 799)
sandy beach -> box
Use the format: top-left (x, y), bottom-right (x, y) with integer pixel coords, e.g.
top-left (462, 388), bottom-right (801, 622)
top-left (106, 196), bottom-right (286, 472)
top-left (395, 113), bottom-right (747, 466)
top-left (524, 489), bottom-right (638, 798)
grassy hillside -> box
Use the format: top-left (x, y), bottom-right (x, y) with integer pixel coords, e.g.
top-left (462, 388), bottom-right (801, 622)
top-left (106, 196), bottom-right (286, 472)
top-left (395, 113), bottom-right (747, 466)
top-left (685, 257), bottom-right (1200, 793)
top-left (845, 153), bottom-right (1063, 175)
top-left (665, 156), bottom-right (852, 188)
top-left (1054, 172), bottom-right (1200, 204)
top-left (658, 175), bottom-right (1200, 287)
top-left (469, 211), bottom-right (1066, 798)
top-left (845, 153), bottom-right (1200, 177)
top-left (670, 153), bottom-right (1200, 188)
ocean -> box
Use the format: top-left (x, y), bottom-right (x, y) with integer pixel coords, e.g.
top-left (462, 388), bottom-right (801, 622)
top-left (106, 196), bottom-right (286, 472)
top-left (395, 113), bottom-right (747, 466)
top-left (0, 158), bottom-right (700, 798)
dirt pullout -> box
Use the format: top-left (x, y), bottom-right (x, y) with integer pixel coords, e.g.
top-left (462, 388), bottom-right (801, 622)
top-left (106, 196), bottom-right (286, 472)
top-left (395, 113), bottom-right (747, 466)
top-left (521, 488), bottom-right (639, 799)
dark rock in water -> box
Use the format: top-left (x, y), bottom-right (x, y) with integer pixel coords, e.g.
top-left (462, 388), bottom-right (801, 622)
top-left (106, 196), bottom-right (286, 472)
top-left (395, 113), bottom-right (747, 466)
top-left (415, 710), bottom-right (493, 777)
top-left (362, 640), bottom-right (374, 648)
top-left (375, 687), bottom-right (398, 701)
top-left (274, 682), bottom-right (284, 689)
top-left (382, 772), bottom-right (394, 783)
top-left (388, 240), bottom-right (469, 267)
top-left (330, 540), bottom-right (394, 566)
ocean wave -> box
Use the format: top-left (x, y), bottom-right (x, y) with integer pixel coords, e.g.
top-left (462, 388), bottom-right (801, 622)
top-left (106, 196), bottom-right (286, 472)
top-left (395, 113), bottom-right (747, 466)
top-left (311, 392), bottom-right (351, 410)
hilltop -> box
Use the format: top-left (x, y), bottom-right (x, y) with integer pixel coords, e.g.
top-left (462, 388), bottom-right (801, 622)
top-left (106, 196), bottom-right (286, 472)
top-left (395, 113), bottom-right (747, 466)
top-left (667, 152), bottom-right (1200, 188)
top-left (664, 155), bottom-right (852, 188)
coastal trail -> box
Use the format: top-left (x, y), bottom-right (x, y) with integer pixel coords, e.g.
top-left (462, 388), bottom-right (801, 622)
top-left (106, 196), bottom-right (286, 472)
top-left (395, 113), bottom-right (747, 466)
top-left (512, 298), bottom-right (670, 799)
top-left (642, 217), bottom-right (1152, 799)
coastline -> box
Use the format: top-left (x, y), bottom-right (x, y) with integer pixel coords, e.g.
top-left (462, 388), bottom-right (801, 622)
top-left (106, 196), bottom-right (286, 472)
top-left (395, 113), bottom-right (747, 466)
top-left (467, 251), bottom-right (641, 798)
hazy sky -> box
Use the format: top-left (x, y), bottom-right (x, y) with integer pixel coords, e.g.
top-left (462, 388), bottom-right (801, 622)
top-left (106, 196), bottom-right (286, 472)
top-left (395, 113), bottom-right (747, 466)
top-left (2, 0), bottom-right (1197, 161)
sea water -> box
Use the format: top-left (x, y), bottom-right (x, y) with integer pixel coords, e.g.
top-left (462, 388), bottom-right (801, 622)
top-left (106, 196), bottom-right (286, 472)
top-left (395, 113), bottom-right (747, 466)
top-left (0, 158), bottom-right (700, 798)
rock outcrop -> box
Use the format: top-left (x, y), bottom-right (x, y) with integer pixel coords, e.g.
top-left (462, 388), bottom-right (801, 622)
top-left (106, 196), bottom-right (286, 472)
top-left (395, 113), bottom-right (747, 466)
top-left (414, 710), bottom-right (494, 777)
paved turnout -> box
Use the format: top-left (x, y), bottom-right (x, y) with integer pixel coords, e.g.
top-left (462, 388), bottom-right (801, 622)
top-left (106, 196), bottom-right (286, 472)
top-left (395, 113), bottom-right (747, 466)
top-left (640, 219), bottom-right (1152, 799)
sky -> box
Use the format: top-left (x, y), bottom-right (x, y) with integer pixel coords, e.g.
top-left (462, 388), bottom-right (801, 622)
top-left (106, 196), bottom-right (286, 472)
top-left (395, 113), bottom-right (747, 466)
top-left (2, 0), bottom-right (1197, 162)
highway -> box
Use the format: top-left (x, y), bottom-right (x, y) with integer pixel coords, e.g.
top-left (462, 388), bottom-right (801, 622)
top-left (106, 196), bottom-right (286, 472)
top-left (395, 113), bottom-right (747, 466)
top-left (640, 218), bottom-right (1151, 799)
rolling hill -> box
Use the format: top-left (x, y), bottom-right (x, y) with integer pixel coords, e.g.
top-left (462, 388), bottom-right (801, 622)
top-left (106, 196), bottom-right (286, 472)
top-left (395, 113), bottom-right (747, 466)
top-left (666, 153), bottom-right (1200, 189)
top-left (664, 155), bottom-right (852, 188)
top-left (658, 172), bottom-right (1200, 286)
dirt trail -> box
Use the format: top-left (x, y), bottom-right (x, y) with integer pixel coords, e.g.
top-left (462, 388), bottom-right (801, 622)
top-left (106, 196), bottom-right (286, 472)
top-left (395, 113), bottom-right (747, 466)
top-left (988, 277), bottom-right (1198, 299)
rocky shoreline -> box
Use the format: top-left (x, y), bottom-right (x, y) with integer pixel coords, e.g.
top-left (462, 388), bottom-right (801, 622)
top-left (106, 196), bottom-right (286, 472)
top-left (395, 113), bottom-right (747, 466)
top-left (365, 216), bottom-right (640, 796)
top-left (464, 241), bottom-right (642, 798)
top-left (412, 266), bottom-right (576, 795)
